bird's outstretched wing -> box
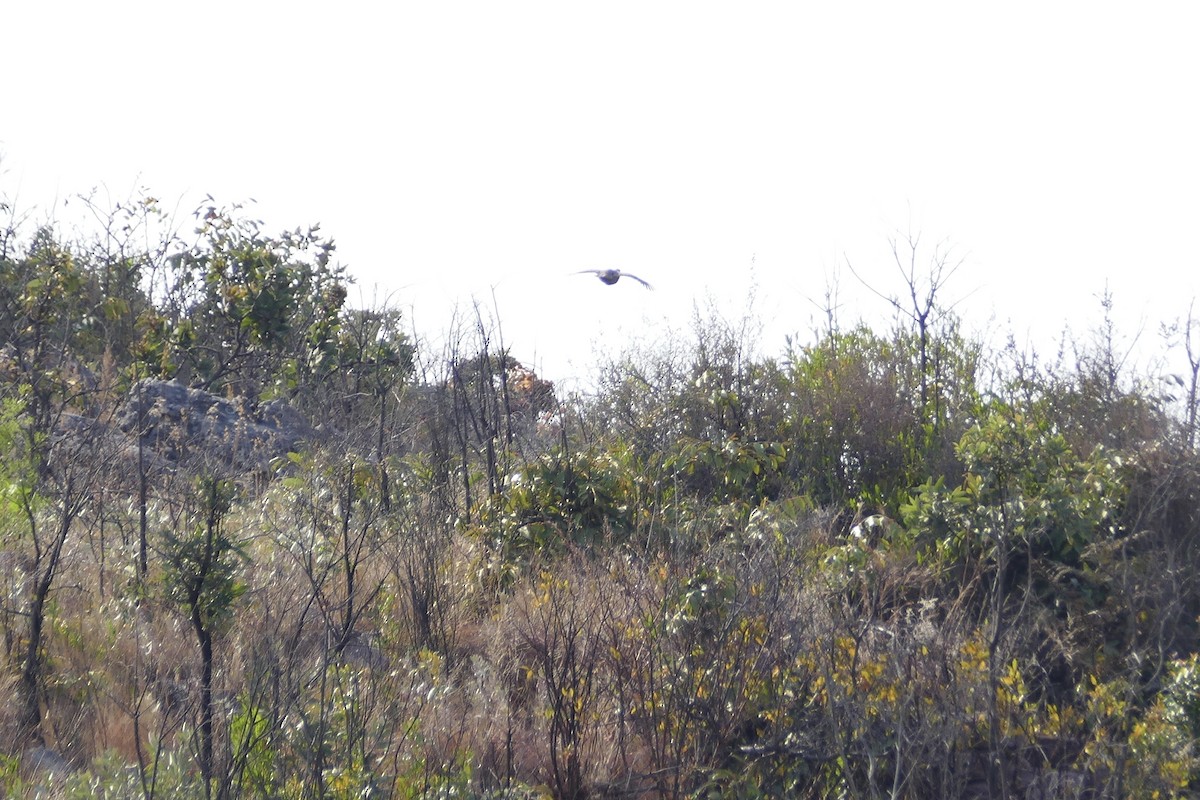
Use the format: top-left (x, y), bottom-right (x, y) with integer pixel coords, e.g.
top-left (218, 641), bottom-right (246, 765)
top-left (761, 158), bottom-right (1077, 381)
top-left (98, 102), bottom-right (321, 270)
top-left (620, 271), bottom-right (654, 290)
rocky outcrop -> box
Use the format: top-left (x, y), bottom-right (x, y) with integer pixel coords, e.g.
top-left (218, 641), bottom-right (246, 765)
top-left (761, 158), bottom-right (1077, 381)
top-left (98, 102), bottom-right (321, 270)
top-left (115, 379), bottom-right (314, 473)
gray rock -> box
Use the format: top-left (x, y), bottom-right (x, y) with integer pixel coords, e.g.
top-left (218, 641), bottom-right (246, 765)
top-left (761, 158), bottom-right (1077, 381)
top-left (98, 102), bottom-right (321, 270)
top-left (22, 746), bottom-right (73, 777)
top-left (340, 631), bottom-right (390, 670)
top-left (117, 379), bottom-right (314, 473)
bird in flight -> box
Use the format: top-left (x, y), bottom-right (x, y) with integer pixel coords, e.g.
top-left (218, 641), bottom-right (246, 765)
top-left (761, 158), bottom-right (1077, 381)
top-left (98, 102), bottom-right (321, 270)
top-left (574, 269), bottom-right (653, 290)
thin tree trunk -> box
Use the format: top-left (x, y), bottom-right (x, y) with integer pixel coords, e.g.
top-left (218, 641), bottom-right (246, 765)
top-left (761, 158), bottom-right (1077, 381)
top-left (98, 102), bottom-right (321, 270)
top-left (19, 496), bottom-right (74, 745)
top-left (194, 608), bottom-right (215, 795)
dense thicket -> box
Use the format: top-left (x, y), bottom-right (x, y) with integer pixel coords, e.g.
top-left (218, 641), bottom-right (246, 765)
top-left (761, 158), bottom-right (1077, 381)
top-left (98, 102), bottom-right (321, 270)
top-left (3, 192), bottom-right (1200, 799)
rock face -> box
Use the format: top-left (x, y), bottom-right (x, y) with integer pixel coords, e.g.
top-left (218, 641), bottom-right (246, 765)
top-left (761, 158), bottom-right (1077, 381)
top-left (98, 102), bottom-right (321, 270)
top-left (22, 746), bottom-right (73, 779)
top-left (116, 379), bottom-right (314, 473)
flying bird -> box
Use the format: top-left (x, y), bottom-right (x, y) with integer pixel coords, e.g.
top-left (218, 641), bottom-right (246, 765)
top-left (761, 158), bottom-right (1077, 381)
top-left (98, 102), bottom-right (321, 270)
top-left (574, 269), bottom-right (654, 290)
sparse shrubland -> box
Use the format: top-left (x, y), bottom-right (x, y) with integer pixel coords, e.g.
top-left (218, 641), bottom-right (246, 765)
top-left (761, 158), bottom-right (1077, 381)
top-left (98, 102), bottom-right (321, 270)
top-left (4, 191), bottom-right (1200, 799)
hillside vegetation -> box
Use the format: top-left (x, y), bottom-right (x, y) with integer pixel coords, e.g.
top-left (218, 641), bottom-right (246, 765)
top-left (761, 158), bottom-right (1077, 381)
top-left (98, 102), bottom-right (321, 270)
top-left (3, 195), bottom-right (1200, 799)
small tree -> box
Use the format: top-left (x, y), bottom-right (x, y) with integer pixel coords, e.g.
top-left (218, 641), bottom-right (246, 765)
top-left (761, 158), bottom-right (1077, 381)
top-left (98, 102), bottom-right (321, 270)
top-left (847, 232), bottom-right (969, 427)
top-left (161, 476), bottom-right (245, 796)
top-left (164, 203), bottom-right (347, 399)
top-left (0, 223), bottom-right (105, 748)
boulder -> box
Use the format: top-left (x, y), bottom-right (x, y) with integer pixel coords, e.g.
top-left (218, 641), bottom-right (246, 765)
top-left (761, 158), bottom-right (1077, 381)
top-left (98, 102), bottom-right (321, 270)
top-left (116, 379), bottom-right (314, 473)
top-left (22, 746), bottom-right (73, 778)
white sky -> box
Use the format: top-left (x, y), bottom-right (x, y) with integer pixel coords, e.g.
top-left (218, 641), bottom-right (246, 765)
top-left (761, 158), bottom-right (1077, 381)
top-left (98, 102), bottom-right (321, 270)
top-left (3, 2), bottom-right (1198, 390)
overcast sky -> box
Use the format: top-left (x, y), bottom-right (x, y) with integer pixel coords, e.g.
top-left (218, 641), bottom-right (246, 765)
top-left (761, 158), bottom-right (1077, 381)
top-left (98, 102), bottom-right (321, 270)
top-left (4, 2), bottom-right (1198, 388)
